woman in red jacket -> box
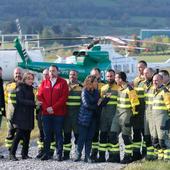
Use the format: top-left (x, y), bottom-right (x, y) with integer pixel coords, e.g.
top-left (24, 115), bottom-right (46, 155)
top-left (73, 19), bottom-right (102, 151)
top-left (37, 65), bottom-right (69, 161)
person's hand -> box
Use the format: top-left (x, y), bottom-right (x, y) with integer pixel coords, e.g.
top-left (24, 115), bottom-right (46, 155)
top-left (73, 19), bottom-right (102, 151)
top-left (36, 101), bottom-right (43, 106)
top-left (47, 107), bottom-right (54, 114)
top-left (105, 92), bottom-right (112, 97)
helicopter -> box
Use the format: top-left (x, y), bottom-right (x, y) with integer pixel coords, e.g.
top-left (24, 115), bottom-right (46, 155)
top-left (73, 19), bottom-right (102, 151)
top-left (14, 36), bottom-right (142, 82)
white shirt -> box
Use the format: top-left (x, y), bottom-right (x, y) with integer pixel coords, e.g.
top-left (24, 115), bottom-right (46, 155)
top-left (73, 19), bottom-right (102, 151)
top-left (50, 77), bottom-right (57, 87)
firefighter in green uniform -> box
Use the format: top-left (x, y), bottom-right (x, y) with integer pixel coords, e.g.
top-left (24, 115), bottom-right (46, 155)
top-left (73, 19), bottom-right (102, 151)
top-left (143, 67), bottom-right (156, 160)
top-left (133, 60), bottom-right (147, 160)
top-left (63, 70), bottom-right (83, 160)
top-left (110, 72), bottom-right (140, 164)
top-left (0, 67), bottom-right (5, 158)
top-left (97, 69), bottom-right (118, 162)
top-left (5, 67), bottom-right (22, 152)
top-left (90, 68), bottom-right (105, 161)
top-left (151, 74), bottom-right (170, 161)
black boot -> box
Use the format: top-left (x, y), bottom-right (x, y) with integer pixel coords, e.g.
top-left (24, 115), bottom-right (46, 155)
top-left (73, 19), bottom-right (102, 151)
top-left (133, 150), bottom-right (142, 161)
top-left (90, 149), bottom-right (98, 161)
top-left (36, 149), bottom-right (44, 159)
top-left (40, 154), bottom-right (51, 161)
top-left (63, 151), bottom-right (70, 160)
top-left (121, 154), bottom-right (133, 164)
top-left (74, 153), bottom-right (81, 162)
top-left (96, 151), bottom-right (106, 162)
top-left (9, 154), bottom-right (18, 161)
top-left (107, 152), bottom-right (120, 163)
top-left (0, 155), bottom-right (4, 159)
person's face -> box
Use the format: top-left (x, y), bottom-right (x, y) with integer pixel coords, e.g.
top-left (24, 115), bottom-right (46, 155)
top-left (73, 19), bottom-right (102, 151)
top-left (42, 70), bottom-right (49, 80)
top-left (137, 63), bottom-right (146, 75)
top-left (49, 66), bottom-right (58, 79)
top-left (143, 68), bottom-right (152, 80)
top-left (153, 75), bottom-right (163, 89)
top-left (115, 74), bottom-right (123, 86)
top-left (90, 69), bottom-right (100, 79)
top-left (159, 73), bottom-right (169, 84)
top-left (25, 74), bottom-right (34, 86)
top-left (13, 68), bottom-right (22, 82)
top-left (69, 71), bottom-right (78, 83)
top-left (106, 71), bottom-right (115, 84)
top-left (92, 78), bottom-right (98, 89)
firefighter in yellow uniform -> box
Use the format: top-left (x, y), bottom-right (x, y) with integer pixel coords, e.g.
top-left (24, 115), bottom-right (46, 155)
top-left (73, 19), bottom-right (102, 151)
top-left (97, 69), bottom-right (118, 162)
top-left (151, 74), bottom-right (170, 161)
top-left (133, 60), bottom-right (147, 160)
top-left (159, 70), bottom-right (170, 90)
top-left (63, 70), bottom-right (83, 160)
top-left (110, 72), bottom-right (140, 164)
top-left (143, 67), bottom-right (155, 160)
top-left (90, 68), bottom-right (105, 161)
top-left (5, 67), bottom-right (22, 151)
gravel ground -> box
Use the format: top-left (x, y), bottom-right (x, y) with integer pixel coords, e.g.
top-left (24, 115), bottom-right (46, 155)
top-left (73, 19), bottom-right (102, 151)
top-left (0, 141), bottom-right (125, 170)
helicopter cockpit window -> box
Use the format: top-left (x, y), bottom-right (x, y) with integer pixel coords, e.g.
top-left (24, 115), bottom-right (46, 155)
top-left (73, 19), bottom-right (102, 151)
top-left (77, 56), bottom-right (85, 65)
top-left (73, 51), bottom-right (79, 56)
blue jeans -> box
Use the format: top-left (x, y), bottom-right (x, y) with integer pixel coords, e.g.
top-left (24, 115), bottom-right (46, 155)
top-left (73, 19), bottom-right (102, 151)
top-left (42, 115), bottom-right (64, 156)
top-left (77, 119), bottom-right (96, 159)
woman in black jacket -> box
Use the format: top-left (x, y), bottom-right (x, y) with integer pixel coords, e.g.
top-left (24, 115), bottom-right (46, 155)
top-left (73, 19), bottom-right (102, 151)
top-left (75, 75), bottom-right (99, 163)
top-left (10, 72), bottom-right (35, 161)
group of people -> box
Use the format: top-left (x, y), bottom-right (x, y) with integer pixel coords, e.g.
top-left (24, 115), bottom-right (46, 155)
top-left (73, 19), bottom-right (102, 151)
top-left (0, 61), bottom-right (170, 164)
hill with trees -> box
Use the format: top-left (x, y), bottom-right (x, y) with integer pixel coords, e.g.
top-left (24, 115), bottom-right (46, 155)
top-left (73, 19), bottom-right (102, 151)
top-left (0, 0), bottom-right (170, 36)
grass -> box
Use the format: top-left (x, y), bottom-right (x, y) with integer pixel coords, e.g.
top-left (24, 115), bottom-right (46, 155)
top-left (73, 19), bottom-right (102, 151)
top-left (124, 160), bottom-right (170, 170)
top-left (136, 55), bottom-right (170, 63)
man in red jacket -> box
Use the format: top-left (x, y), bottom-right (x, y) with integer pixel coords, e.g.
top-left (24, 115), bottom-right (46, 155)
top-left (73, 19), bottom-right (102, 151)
top-left (37, 65), bottom-right (69, 161)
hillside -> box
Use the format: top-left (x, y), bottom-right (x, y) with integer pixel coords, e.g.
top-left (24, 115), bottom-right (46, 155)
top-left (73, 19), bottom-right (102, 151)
top-left (0, 0), bottom-right (170, 35)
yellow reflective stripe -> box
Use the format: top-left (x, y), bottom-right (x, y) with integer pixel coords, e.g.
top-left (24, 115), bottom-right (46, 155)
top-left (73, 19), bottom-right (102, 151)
top-left (108, 143), bottom-right (119, 148)
top-left (138, 95), bottom-right (145, 98)
top-left (107, 101), bottom-right (117, 105)
top-left (66, 102), bottom-right (80, 106)
top-left (8, 93), bottom-right (16, 97)
top-left (68, 96), bottom-right (81, 99)
top-left (153, 100), bottom-right (164, 104)
top-left (8, 100), bottom-right (16, 104)
top-left (164, 155), bottom-right (170, 159)
top-left (164, 150), bottom-right (170, 153)
top-left (125, 145), bottom-right (132, 149)
top-left (147, 152), bottom-right (155, 156)
top-left (153, 106), bottom-right (168, 110)
top-left (118, 98), bottom-right (130, 102)
top-left (134, 87), bottom-right (144, 91)
top-left (99, 143), bottom-right (108, 147)
top-left (64, 143), bottom-right (72, 147)
top-left (109, 148), bottom-right (119, 152)
top-left (110, 96), bottom-right (117, 99)
top-left (117, 104), bottom-right (131, 108)
top-left (50, 146), bottom-right (56, 150)
top-left (92, 142), bottom-right (99, 149)
top-left (146, 101), bottom-right (152, 104)
top-left (125, 150), bottom-right (132, 154)
top-left (98, 147), bottom-right (107, 151)
top-left (145, 93), bottom-right (154, 97)
top-left (5, 139), bottom-right (13, 143)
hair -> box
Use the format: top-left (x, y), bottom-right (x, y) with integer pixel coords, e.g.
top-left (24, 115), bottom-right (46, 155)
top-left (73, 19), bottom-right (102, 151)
top-left (83, 75), bottom-right (97, 89)
top-left (22, 72), bottom-right (34, 83)
top-left (91, 67), bottom-right (101, 74)
top-left (116, 71), bottom-right (127, 82)
top-left (159, 69), bottom-right (169, 77)
top-left (69, 69), bottom-right (78, 74)
top-left (153, 73), bottom-right (163, 80)
top-left (106, 69), bottom-right (115, 74)
top-left (0, 67), bottom-right (2, 70)
top-left (50, 65), bottom-right (58, 71)
top-left (138, 60), bottom-right (147, 67)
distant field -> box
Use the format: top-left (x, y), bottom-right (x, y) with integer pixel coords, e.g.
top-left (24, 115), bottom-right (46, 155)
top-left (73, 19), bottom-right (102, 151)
top-left (136, 55), bottom-right (170, 62)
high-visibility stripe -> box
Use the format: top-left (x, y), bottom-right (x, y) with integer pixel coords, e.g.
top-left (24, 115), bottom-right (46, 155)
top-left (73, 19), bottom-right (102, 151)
top-left (66, 102), bottom-right (80, 106)
top-left (153, 100), bottom-right (164, 104)
top-left (92, 142), bottom-right (99, 149)
top-left (117, 104), bottom-right (131, 108)
top-left (118, 98), bottom-right (130, 102)
top-left (107, 101), bottom-right (117, 105)
top-left (68, 96), bottom-right (81, 99)
top-left (110, 96), bottom-right (117, 99)
top-left (153, 106), bottom-right (168, 110)
top-left (145, 101), bottom-right (152, 104)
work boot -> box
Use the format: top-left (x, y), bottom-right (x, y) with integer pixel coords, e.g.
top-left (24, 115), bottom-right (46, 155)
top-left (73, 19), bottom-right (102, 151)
top-left (9, 154), bottom-right (18, 161)
top-left (22, 155), bottom-right (32, 160)
top-left (90, 149), bottom-right (98, 162)
top-left (40, 154), bottom-right (51, 161)
top-left (120, 155), bottom-right (133, 164)
top-left (0, 155), bottom-right (4, 159)
top-left (63, 151), bottom-right (70, 160)
top-left (84, 157), bottom-right (93, 163)
top-left (74, 153), bottom-right (81, 162)
top-left (36, 149), bottom-right (44, 159)
top-left (132, 150), bottom-right (142, 161)
top-left (56, 154), bottom-right (63, 162)
top-left (96, 151), bottom-right (106, 162)
top-left (107, 153), bottom-right (120, 163)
